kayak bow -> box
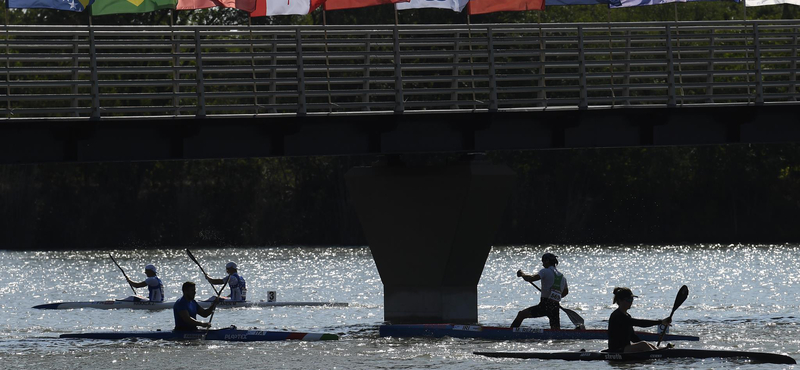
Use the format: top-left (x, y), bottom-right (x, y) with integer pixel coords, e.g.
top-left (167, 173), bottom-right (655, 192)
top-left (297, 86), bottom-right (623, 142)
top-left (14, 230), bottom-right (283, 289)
top-left (34, 300), bottom-right (348, 310)
top-left (474, 348), bottom-right (796, 365)
top-left (60, 327), bottom-right (339, 341)
top-left (380, 324), bottom-right (699, 341)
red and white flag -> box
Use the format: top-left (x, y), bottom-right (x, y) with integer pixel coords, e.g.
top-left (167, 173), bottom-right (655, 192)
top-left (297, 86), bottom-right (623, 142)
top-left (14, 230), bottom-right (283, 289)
top-left (251, 0), bottom-right (326, 16)
top-left (177, 0), bottom-right (257, 11)
top-left (467, 0), bottom-right (543, 14)
top-left (324, 0), bottom-right (408, 11)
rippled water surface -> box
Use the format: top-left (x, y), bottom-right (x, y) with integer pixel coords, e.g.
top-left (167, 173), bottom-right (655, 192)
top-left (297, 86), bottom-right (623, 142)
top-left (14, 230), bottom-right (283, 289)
top-left (0, 245), bottom-right (797, 369)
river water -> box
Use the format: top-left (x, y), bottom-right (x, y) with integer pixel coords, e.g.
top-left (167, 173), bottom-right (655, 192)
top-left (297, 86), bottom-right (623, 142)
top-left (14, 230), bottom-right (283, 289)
top-left (0, 245), bottom-right (797, 369)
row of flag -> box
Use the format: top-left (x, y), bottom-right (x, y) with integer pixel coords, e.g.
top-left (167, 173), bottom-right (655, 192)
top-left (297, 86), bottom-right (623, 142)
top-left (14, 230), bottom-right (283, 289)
top-left (6, 0), bottom-right (799, 17)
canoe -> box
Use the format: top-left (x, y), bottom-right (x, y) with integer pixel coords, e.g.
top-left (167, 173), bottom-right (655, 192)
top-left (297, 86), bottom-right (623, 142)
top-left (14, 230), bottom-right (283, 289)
top-left (474, 348), bottom-right (796, 365)
top-left (34, 299), bottom-right (348, 310)
top-left (379, 324), bottom-right (699, 341)
top-left (60, 327), bottom-right (339, 341)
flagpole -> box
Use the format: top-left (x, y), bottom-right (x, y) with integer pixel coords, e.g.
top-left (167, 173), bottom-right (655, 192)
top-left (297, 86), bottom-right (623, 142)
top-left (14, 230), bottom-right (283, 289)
top-left (464, 12), bottom-right (479, 109)
top-left (323, 8), bottom-right (332, 113)
top-left (4, 4), bottom-right (10, 117)
top-left (673, 2), bottom-right (684, 105)
top-left (742, 0), bottom-right (752, 104)
top-left (249, 16), bottom-right (260, 115)
top-left (607, 6), bottom-right (616, 107)
top-left (538, 10), bottom-right (547, 107)
top-left (170, 9), bottom-right (180, 116)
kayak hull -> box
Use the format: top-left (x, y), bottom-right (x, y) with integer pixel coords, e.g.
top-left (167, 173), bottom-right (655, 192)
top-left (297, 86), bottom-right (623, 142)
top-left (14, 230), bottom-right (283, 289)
top-left (60, 327), bottom-right (339, 341)
top-left (474, 348), bottom-right (796, 364)
top-left (379, 324), bottom-right (699, 341)
top-left (34, 300), bottom-right (347, 310)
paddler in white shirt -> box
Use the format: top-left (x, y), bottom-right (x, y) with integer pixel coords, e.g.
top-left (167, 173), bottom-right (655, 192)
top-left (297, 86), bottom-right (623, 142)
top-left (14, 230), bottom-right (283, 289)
top-left (512, 253), bottom-right (569, 330)
top-left (206, 262), bottom-right (247, 301)
top-left (126, 264), bottom-right (165, 302)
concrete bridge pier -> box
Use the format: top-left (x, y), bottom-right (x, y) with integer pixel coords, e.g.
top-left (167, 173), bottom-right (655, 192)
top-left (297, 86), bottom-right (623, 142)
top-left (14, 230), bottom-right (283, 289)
top-left (345, 157), bottom-right (515, 324)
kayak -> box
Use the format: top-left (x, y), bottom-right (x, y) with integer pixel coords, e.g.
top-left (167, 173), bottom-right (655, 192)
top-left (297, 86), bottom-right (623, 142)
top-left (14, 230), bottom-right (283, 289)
top-left (474, 348), bottom-right (796, 365)
top-left (34, 299), bottom-right (348, 310)
top-left (60, 326), bottom-right (339, 341)
top-left (379, 324), bottom-right (699, 341)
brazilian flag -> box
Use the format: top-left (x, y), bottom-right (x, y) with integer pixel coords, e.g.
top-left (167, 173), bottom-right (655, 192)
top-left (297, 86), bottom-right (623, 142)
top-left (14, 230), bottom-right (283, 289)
top-left (90, 0), bottom-right (177, 15)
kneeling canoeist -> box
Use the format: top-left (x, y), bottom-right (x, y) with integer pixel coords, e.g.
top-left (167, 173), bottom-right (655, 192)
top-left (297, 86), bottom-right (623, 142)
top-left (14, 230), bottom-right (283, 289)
top-left (608, 287), bottom-right (671, 353)
top-left (206, 262), bottom-right (247, 301)
top-left (512, 253), bottom-right (569, 330)
top-left (127, 264), bottom-right (164, 302)
top-left (174, 281), bottom-right (219, 331)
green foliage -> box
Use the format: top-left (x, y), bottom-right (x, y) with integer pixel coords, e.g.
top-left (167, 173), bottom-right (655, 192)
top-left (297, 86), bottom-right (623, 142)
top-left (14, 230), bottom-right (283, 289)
top-left (2, 143), bottom-right (800, 249)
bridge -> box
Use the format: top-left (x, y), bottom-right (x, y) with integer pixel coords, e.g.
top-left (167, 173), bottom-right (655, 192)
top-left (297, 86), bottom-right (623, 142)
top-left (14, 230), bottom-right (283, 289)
top-left (3, 20), bottom-right (799, 324)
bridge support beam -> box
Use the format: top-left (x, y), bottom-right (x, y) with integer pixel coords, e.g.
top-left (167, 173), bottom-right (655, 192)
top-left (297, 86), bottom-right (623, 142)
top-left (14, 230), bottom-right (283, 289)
top-left (345, 157), bottom-right (515, 324)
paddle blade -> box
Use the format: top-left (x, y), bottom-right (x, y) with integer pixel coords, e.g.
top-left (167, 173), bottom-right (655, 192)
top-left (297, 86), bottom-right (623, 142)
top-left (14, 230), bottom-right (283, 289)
top-left (671, 285), bottom-right (689, 315)
top-left (561, 306), bottom-right (585, 327)
top-left (658, 285), bottom-right (689, 347)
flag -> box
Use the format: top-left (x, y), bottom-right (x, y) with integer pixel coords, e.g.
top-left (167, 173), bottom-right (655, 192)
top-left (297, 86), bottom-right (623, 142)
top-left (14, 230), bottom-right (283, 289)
top-left (324, 0), bottom-right (408, 10)
top-left (467, 0), bottom-right (543, 14)
top-left (177, 0), bottom-right (256, 11)
top-left (546, 0), bottom-right (618, 5)
top-left (610, 0), bottom-right (722, 8)
top-left (395, 0), bottom-right (469, 12)
top-left (745, 0), bottom-right (800, 6)
top-left (251, 0), bottom-right (325, 16)
top-left (91, 0), bottom-right (176, 15)
top-left (7, 0), bottom-right (94, 12)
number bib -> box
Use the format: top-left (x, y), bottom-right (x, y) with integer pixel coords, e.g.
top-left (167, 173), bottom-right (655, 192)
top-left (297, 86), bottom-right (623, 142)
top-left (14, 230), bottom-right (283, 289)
top-left (548, 289), bottom-right (562, 302)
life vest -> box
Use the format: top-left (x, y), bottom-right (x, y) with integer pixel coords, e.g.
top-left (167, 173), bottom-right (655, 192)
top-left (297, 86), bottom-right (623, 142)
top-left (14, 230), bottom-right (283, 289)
top-left (147, 276), bottom-right (164, 302)
top-left (228, 273), bottom-right (247, 301)
top-left (547, 271), bottom-right (564, 302)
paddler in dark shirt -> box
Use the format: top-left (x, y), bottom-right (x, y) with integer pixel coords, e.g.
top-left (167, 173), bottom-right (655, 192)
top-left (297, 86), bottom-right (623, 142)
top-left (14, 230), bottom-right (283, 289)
top-left (173, 281), bottom-right (219, 331)
top-left (607, 287), bottom-right (671, 353)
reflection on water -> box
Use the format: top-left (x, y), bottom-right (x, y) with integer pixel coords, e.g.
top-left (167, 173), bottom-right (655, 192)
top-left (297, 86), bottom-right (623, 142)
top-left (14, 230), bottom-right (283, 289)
top-left (0, 245), bottom-right (797, 369)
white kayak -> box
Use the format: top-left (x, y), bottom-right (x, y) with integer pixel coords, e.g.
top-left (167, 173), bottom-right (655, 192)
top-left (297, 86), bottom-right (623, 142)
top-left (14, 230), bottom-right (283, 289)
top-left (34, 296), bottom-right (348, 310)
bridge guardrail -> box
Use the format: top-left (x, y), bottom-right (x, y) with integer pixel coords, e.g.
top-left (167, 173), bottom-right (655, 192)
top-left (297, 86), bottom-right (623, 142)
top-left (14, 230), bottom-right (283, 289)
top-left (1, 21), bottom-right (798, 120)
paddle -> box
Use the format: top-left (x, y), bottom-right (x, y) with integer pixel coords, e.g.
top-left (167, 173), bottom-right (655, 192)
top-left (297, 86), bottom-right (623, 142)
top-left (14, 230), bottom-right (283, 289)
top-left (186, 249), bottom-right (221, 296)
top-left (205, 272), bottom-right (231, 331)
top-left (526, 281), bottom-right (586, 328)
top-left (109, 253), bottom-right (137, 296)
top-left (657, 285), bottom-right (689, 347)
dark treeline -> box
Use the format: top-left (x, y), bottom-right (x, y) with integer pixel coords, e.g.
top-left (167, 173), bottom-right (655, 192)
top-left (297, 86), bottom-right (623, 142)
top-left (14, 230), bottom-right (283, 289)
top-left (2, 143), bottom-right (799, 250)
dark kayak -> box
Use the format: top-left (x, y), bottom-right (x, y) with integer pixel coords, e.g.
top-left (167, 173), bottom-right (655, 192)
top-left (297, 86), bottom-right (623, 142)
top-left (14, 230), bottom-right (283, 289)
top-left (60, 327), bottom-right (339, 341)
top-left (474, 348), bottom-right (796, 364)
top-left (380, 324), bottom-right (699, 341)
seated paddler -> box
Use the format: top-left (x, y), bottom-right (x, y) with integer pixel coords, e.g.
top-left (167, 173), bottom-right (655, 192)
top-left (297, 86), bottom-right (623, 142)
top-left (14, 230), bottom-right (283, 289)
top-left (174, 281), bottom-right (219, 331)
top-left (607, 287), bottom-right (671, 353)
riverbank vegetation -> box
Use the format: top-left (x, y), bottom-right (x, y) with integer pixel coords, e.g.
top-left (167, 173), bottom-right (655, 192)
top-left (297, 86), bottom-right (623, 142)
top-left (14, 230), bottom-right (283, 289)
top-left (2, 143), bottom-right (799, 249)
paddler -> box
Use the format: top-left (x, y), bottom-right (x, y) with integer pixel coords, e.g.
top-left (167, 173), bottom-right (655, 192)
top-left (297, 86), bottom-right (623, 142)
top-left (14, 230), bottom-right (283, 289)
top-left (174, 281), bottom-right (219, 331)
top-left (206, 262), bottom-right (247, 301)
top-left (607, 287), bottom-right (672, 353)
top-left (512, 252), bottom-right (569, 329)
top-left (126, 264), bottom-right (164, 302)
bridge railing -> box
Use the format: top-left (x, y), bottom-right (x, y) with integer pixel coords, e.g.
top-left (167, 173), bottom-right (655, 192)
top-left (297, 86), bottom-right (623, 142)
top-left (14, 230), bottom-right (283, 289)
top-left (1, 21), bottom-right (798, 120)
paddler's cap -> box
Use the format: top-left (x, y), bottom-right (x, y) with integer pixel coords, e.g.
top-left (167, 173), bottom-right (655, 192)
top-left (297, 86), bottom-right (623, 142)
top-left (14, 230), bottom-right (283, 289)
top-left (613, 287), bottom-right (638, 302)
top-left (145, 264), bottom-right (157, 273)
top-left (542, 253), bottom-right (558, 264)
top-left (226, 262), bottom-right (237, 269)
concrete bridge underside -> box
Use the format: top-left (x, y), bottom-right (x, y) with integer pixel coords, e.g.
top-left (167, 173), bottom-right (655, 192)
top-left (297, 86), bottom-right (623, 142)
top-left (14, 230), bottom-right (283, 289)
top-left (2, 104), bottom-right (798, 164)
